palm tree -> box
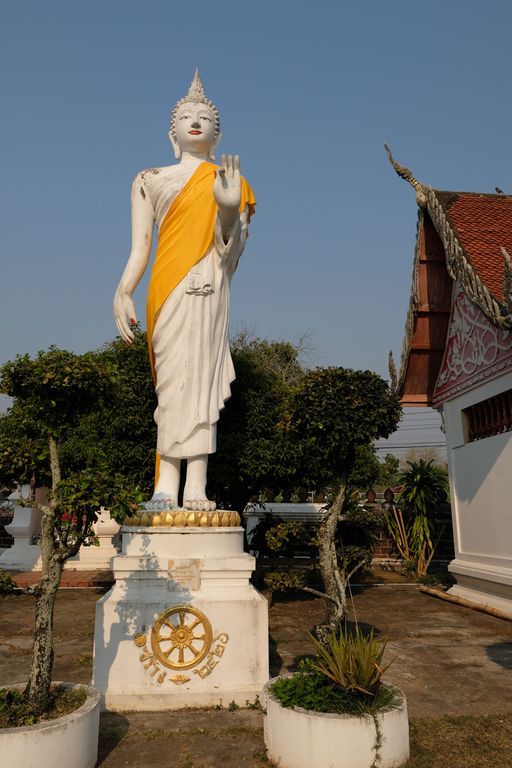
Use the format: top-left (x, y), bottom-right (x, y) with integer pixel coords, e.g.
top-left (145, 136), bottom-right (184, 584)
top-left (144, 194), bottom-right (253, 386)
top-left (397, 459), bottom-right (448, 577)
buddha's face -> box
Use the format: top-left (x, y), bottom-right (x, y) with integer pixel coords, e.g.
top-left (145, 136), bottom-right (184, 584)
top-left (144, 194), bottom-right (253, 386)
top-left (173, 102), bottom-right (217, 155)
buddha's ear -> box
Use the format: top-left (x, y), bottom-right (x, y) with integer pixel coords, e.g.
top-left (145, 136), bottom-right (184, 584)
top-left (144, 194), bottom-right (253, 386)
top-left (208, 132), bottom-right (222, 161)
top-left (169, 131), bottom-right (182, 161)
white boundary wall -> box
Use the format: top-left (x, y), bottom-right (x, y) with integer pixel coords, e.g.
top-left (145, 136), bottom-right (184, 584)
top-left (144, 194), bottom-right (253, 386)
top-left (443, 369), bottom-right (512, 611)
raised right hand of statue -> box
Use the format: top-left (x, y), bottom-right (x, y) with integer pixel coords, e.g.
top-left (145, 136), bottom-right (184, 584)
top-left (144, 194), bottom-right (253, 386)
top-left (113, 288), bottom-right (137, 345)
top-left (214, 155), bottom-right (241, 238)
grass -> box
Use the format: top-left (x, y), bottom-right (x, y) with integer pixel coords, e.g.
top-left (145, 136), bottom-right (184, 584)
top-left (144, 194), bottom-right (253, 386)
top-left (406, 713), bottom-right (512, 768)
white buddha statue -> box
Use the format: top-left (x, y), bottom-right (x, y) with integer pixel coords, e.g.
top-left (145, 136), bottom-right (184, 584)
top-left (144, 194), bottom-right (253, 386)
top-left (113, 70), bottom-right (255, 511)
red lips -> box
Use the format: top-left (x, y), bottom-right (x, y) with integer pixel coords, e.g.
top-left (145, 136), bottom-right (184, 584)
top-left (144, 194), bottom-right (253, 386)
top-left (188, 130), bottom-right (202, 135)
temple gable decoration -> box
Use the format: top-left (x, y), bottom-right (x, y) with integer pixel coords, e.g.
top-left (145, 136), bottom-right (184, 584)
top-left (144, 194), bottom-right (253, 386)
top-left (434, 286), bottom-right (512, 403)
top-left (385, 145), bottom-right (512, 406)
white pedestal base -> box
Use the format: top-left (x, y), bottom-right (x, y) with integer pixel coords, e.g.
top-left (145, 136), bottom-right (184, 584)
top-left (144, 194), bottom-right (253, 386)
top-left (0, 505), bottom-right (42, 571)
top-left (448, 557), bottom-right (512, 613)
top-left (92, 524), bottom-right (269, 710)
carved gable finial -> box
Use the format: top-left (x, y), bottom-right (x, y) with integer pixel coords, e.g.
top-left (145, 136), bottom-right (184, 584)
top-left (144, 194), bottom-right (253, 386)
top-left (384, 144), bottom-right (427, 208)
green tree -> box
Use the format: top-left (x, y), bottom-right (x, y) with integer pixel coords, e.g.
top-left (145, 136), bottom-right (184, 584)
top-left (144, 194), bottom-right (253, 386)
top-left (64, 331), bottom-right (307, 510)
top-left (286, 367), bottom-right (401, 632)
top-left (287, 367), bottom-right (401, 490)
top-left (0, 348), bottom-right (140, 717)
top-left (376, 453), bottom-right (400, 489)
top-left (208, 335), bottom-right (307, 508)
top-left (59, 330), bottom-right (156, 494)
top-left (346, 444), bottom-right (381, 490)
top-left (0, 402), bottom-right (50, 497)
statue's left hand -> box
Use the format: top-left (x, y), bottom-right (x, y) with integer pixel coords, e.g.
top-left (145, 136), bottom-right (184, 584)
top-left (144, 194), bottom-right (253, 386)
top-left (213, 154), bottom-right (241, 213)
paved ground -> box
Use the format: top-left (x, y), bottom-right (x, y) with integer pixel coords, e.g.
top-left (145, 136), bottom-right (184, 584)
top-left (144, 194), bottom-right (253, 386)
top-left (270, 586), bottom-right (512, 717)
top-left (1, 584), bottom-right (512, 766)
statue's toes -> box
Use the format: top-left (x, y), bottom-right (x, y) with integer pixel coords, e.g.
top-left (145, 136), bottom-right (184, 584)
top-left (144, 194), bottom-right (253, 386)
top-left (183, 498), bottom-right (216, 512)
top-left (146, 494), bottom-right (177, 511)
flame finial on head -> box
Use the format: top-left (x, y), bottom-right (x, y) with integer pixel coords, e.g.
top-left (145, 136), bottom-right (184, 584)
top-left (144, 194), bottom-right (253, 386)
top-left (169, 68), bottom-right (221, 141)
top-left (186, 67), bottom-right (207, 102)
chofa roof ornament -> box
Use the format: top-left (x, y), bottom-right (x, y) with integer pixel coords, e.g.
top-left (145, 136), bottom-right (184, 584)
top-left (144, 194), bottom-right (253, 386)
top-left (387, 144), bottom-right (512, 374)
top-left (384, 144), bottom-right (427, 208)
top-left (169, 68), bottom-right (221, 141)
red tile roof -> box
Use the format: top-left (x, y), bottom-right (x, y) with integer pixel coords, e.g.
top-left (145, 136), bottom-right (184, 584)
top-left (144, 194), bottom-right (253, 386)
top-left (435, 191), bottom-right (512, 302)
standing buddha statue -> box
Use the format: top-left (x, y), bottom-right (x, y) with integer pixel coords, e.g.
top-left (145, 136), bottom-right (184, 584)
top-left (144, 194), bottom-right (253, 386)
top-left (113, 70), bottom-right (255, 512)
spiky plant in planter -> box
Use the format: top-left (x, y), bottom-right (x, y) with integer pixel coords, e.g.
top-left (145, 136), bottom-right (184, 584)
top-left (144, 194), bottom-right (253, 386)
top-left (265, 626), bottom-right (409, 768)
top-left (270, 626), bottom-right (395, 715)
top-left (0, 348), bottom-right (140, 721)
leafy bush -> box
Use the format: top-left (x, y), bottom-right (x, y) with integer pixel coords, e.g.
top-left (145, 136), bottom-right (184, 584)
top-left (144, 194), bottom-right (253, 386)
top-left (265, 520), bottom-right (316, 555)
top-left (336, 492), bottom-right (382, 579)
top-left (256, 495), bottom-right (382, 601)
top-left (0, 569), bottom-right (16, 596)
top-left (263, 568), bottom-right (309, 593)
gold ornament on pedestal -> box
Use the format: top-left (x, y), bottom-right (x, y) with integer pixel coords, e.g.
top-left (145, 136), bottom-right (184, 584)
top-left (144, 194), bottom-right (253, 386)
top-left (150, 606), bottom-right (213, 669)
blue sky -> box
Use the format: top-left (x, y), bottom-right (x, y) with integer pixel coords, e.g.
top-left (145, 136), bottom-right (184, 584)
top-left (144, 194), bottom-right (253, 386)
top-left (2, 0), bottom-right (511, 452)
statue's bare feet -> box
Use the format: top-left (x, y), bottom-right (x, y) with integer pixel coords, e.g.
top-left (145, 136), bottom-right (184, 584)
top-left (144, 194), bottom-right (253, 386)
top-left (183, 457), bottom-right (215, 510)
top-left (144, 492), bottom-right (178, 512)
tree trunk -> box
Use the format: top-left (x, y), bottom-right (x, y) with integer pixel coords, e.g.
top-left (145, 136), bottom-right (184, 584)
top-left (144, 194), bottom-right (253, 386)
top-left (24, 435), bottom-right (62, 715)
top-left (317, 486), bottom-right (346, 633)
top-left (24, 549), bottom-right (63, 714)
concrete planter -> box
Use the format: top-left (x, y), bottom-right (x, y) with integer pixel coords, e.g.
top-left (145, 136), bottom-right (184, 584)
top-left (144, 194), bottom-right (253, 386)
top-left (264, 676), bottom-right (409, 768)
top-left (1, 682), bottom-right (100, 768)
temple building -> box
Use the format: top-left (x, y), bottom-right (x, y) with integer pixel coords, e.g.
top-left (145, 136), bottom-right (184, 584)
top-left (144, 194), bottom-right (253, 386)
top-left (388, 147), bottom-right (512, 612)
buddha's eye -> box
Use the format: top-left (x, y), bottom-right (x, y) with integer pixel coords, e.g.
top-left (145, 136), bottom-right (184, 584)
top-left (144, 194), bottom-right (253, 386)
top-left (179, 114), bottom-right (192, 120)
top-left (200, 116), bottom-right (212, 122)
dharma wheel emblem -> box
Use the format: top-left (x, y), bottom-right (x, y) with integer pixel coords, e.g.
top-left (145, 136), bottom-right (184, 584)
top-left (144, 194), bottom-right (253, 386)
top-left (150, 605), bottom-right (213, 669)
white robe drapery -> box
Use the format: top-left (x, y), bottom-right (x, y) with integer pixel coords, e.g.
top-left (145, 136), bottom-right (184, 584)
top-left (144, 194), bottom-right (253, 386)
top-left (139, 166), bottom-right (249, 459)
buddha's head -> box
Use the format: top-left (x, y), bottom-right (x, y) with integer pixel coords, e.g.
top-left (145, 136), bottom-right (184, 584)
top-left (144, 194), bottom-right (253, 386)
top-left (169, 69), bottom-right (221, 161)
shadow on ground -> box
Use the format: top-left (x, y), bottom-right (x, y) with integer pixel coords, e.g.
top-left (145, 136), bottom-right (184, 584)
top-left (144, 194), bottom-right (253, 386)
top-left (486, 642), bottom-right (512, 671)
top-left (97, 713), bottom-right (130, 766)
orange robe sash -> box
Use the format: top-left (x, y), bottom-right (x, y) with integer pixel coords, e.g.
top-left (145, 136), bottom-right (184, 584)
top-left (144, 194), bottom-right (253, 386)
top-left (146, 161), bottom-right (256, 378)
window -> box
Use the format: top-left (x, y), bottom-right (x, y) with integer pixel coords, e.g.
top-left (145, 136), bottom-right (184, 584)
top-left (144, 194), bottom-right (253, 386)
top-left (463, 389), bottom-right (512, 442)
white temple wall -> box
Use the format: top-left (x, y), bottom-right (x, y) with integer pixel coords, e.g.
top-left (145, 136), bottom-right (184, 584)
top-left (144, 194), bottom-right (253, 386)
top-left (443, 370), bottom-right (512, 611)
